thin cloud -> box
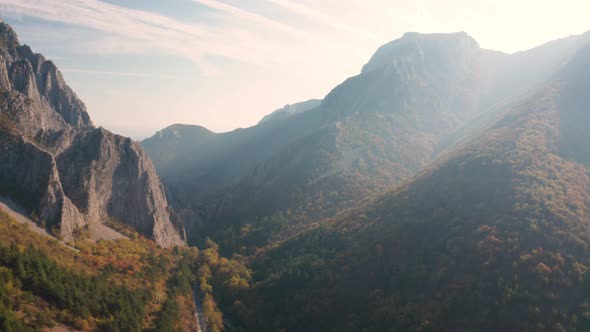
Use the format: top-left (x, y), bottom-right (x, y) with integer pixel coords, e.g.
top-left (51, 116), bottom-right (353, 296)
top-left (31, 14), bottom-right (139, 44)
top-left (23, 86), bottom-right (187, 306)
top-left (0, 0), bottom-right (304, 72)
top-left (265, 0), bottom-right (380, 41)
top-left (0, 0), bottom-right (211, 41)
top-left (60, 68), bottom-right (180, 79)
top-left (191, 0), bottom-right (311, 39)
top-left (0, 0), bottom-right (384, 83)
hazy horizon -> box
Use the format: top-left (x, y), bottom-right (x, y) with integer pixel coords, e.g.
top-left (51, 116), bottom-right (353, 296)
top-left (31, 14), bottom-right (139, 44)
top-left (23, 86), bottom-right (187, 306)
top-left (1, 0), bottom-right (589, 139)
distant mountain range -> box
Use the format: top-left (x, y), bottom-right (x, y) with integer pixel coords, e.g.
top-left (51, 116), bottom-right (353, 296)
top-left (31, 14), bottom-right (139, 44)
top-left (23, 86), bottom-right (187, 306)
top-left (143, 30), bottom-right (590, 251)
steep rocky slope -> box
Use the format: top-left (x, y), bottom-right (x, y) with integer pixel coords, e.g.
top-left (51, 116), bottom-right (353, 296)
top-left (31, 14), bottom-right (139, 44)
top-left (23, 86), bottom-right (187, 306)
top-left (237, 40), bottom-right (590, 332)
top-left (144, 31), bottom-right (588, 249)
top-left (0, 23), bottom-right (184, 247)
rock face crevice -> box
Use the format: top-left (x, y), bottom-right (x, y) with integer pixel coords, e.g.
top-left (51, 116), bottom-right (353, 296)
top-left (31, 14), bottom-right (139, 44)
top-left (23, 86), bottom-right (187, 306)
top-left (0, 22), bottom-right (184, 247)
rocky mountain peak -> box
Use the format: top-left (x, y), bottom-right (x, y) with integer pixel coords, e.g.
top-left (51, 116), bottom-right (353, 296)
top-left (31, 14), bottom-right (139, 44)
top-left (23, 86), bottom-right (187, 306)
top-left (362, 31), bottom-right (481, 74)
top-left (0, 22), bottom-right (19, 50)
top-left (0, 23), bottom-right (93, 136)
top-left (0, 24), bottom-right (184, 247)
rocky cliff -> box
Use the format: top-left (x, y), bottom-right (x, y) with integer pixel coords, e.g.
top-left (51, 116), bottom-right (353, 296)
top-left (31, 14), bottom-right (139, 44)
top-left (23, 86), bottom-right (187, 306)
top-left (0, 22), bottom-right (184, 247)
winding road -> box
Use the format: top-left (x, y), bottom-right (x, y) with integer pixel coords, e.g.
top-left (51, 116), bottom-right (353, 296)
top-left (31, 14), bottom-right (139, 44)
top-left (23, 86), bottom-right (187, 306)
top-left (193, 283), bottom-right (208, 332)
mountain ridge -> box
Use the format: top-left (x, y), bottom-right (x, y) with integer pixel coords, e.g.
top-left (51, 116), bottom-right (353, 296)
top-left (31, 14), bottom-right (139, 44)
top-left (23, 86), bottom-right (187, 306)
top-left (0, 22), bottom-right (184, 247)
top-left (143, 30), bottom-right (589, 250)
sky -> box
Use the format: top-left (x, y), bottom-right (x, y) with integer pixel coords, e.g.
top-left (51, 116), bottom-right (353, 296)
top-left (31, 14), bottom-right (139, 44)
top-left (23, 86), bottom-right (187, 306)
top-left (0, 1), bottom-right (589, 139)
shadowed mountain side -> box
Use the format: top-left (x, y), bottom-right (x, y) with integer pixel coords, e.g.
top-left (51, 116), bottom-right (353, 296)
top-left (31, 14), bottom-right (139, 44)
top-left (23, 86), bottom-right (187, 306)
top-left (236, 42), bottom-right (590, 331)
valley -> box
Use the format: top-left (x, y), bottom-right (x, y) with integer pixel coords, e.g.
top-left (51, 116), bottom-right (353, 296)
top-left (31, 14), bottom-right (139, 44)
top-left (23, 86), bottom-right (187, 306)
top-left (1, 12), bottom-right (590, 332)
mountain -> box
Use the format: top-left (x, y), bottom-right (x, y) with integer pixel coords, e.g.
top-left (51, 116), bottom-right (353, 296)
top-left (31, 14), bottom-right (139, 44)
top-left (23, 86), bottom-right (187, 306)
top-left (143, 31), bottom-right (588, 250)
top-left (257, 99), bottom-right (321, 125)
top-left (141, 124), bottom-right (216, 186)
top-left (0, 23), bottom-right (251, 332)
top-left (0, 23), bottom-right (184, 247)
top-left (233, 39), bottom-right (590, 332)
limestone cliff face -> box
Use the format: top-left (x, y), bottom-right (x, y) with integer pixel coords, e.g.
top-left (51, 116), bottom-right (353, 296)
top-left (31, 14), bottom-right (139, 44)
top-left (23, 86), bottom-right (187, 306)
top-left (0, 24), bottom-right (91, 137)
top-left (0, 22), bottom-right (184, 247)
top-left (57, 128), bottom-right (183, 245)
top-left (0, 123), bottom-right (83, 243)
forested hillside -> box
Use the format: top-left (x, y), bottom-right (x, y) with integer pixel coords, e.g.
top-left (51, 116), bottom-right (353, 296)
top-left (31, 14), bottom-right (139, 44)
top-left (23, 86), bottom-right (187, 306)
top-left (0, 206), bottom-right (252, 332)
top-left (228, 41), bottom-right (590, 332)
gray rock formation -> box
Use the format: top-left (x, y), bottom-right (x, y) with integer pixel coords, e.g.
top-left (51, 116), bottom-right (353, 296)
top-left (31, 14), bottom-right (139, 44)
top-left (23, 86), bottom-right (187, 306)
top-left (57, 128), bottom-right (184, 245)
top-left (0, 22), bottom-right (184, 247)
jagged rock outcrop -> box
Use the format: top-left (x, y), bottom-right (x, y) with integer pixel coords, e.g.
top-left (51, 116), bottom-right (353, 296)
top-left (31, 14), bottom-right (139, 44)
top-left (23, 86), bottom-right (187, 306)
top-left (0, 118), bottom-right (83, 242)
top-left (0, 22), bottom-right (184, 247)
top-left (0, 24), bottom-right (91, 140)
top-left (57, 128), bottom-right (183, 245)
